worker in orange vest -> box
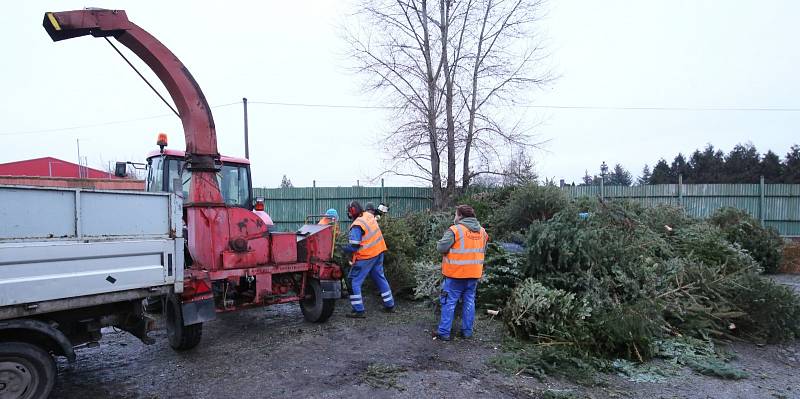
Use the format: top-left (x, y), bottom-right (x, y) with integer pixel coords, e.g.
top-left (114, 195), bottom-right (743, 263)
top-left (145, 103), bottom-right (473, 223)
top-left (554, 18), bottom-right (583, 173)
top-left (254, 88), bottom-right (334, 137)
top-left (319, 208), bottom-right (338, 225)
top-left (434, 205), bottom-right (488, 340)
top-left (341, 200), bottom-right (395, 318)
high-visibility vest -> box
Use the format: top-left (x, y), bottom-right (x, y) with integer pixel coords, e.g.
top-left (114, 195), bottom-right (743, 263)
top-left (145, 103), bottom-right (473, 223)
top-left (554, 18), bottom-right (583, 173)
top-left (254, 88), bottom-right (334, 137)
top-left (442, 224), bottom-right (488, 279)
top-left (350, 212), bottom-right (387, 261)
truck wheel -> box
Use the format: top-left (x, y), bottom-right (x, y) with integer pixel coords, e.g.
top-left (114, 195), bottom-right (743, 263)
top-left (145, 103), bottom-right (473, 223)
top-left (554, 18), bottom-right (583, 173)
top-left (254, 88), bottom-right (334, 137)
top-left (164, 295), bottom-right (202, 351)
top-left (300, 279), bottom-right (336, 323)
top-left (0, 342), bottom-right (56, 399)
top-left (143, 296), bottom-right (163, 313)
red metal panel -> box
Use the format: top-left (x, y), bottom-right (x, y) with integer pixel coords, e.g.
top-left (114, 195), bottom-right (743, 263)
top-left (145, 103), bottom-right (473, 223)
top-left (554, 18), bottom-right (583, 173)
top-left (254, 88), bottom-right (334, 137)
top-left (270, 233), bottom-right (297, 264)
top-left (254, 272), bottom-right (272, 303)
top-left (222, 249), bottom-right (262, 270)
top-left (310, 262), bottom-right (342, 280)
top-left (306, 227), bottom-right (334, 262)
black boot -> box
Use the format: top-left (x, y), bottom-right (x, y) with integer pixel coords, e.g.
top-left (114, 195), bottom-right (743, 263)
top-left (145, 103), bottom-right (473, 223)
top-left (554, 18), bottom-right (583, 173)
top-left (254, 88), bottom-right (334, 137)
top-left (346, 311), bottom-right (366, 319)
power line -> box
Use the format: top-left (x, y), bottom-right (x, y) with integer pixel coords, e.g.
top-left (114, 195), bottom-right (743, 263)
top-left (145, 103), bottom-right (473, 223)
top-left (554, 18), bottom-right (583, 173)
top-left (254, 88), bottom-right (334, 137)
top-left (4, 100), bottom-right (799, 137)
top-left (0, 113), bottom-right (171, 137)
top-left (515, 104), bottom-right (800, 112)
top-left (247, 100), bottom-right (800, 112)
top-left (0, 102), bottom-right (240, 137)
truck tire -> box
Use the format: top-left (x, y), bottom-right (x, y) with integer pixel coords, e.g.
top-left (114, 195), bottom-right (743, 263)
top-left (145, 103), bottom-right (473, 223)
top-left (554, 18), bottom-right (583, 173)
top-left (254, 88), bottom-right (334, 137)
top-left (164, 295), bottom-right (202, 351)
top-left (300, 279), bottom-right (336, 323)
top-left (143, 296), bottom-right (163, 313)
top-left (0, 342), bottom-right (56, 399)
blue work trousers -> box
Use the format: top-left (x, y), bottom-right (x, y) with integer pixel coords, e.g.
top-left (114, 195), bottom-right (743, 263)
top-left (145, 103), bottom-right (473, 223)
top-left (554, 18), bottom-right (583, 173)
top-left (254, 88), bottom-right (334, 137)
top-left (437, 277), bottom-right (478, 338)
top-left (348, 253), bottom-right (395, 312)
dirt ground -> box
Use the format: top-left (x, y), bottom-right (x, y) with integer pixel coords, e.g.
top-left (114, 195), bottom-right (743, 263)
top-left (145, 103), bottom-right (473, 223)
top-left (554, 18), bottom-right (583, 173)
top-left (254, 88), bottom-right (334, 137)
top-left (52, 275), bottom-right (800, 399)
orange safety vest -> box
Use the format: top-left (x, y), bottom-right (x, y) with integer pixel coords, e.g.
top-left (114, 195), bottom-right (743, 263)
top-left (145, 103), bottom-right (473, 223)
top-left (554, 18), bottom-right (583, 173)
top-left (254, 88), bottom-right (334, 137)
top-left (350, 212), bottom-right (388, 261)
top-left (442, 224), bottom-right (488, 279)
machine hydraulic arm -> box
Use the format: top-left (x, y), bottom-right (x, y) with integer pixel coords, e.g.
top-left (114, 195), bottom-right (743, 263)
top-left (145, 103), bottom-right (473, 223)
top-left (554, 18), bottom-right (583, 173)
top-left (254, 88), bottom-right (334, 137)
top-left (43, 9), bottom-right (268, 270)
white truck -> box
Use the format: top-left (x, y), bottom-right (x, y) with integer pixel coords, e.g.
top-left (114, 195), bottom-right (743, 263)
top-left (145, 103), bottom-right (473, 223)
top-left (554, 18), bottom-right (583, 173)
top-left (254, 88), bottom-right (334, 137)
top-left (0, 185), bottom-right (184, 398)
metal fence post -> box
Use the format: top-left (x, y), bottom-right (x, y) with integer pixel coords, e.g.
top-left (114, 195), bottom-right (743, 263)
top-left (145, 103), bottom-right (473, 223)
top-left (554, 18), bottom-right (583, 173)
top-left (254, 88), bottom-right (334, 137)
top-left (381, 178), bottom-right (386, 204)
top-left (678, 174), bottom-right (683, 208)
top-left (312, 180), bottom-right (317, 215)
top-left (600, 177), bottom-right (605, 200)
top-left (760, 175), bottom-right (765, 224)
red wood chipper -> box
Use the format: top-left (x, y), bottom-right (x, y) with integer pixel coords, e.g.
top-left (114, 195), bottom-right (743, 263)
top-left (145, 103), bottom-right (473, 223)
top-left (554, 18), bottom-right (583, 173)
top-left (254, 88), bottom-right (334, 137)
top-left (42, 9), bottom-right (343, 350)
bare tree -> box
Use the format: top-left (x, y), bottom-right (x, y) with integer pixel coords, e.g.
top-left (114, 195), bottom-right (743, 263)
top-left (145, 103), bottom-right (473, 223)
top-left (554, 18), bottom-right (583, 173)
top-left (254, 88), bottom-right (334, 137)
top-left (346, 0), bottom-right (550, 208)
top-left (458, 0), bottom-right (550, 188)
top-left (280, 175), bottom-right (294, 188)
top-left (346, 0), bottom-right (447, 205)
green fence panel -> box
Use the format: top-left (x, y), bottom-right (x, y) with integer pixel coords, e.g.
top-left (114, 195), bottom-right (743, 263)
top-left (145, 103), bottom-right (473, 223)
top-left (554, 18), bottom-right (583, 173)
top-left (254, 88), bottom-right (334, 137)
top-left (254, 183), bottom-right (799, 236)
top-left (561, 183), bottom-right (799, 236)
top-left (253, 186), bottom-right (433, 232)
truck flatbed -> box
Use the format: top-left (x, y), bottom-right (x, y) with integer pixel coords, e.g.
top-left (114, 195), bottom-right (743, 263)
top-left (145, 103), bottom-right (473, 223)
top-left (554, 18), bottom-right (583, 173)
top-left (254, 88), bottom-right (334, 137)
top-left (0, 185), bottom-right (186, 398)
top-left (0, 185), bottom-right (183, 320)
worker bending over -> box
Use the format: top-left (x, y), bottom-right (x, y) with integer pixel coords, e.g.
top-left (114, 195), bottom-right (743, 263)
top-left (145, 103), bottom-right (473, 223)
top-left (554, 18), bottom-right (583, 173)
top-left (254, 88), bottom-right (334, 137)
top-left (434, 205), bottom-right (489, 340)
top-left (364, 202), bottom-right (389, 219)
top-left (341, 200), bottom-right (396, 318)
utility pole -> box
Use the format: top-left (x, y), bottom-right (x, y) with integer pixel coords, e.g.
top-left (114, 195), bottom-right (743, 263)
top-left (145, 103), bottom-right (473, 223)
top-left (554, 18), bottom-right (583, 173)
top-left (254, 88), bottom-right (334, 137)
top-left (600, 161), bottom-right (608, 200)
top-left (243, 97), bottom-right (250, 159)
top-left (76, 139), bottom-right (82, 178)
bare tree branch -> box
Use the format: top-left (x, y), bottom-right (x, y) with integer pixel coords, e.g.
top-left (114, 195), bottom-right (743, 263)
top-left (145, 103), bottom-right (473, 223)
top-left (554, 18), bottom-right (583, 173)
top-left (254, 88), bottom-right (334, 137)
top-left (347, 0), bottom-right (552, 207)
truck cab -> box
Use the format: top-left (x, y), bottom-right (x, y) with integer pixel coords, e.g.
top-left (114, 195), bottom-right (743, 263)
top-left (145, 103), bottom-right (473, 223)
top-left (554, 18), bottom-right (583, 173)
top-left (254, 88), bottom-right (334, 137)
top-left (145, 148), bottom-right (253, 210)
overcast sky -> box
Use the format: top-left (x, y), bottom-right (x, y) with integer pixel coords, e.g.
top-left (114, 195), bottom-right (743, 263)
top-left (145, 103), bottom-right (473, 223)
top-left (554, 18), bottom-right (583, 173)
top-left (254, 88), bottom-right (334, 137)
top-left (1, 1), bottom-right (798, 187)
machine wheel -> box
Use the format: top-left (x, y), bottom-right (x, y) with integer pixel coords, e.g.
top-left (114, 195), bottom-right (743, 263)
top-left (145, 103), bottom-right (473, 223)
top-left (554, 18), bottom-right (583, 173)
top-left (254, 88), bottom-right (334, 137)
top-left (143, 296), bottom-right (163, 313)
top-left (0, 342), bottom-right (56, 399)
top-left (164, 295), bottom-right (202, 351)
top-left (300, 279), bottom-right (336, 323)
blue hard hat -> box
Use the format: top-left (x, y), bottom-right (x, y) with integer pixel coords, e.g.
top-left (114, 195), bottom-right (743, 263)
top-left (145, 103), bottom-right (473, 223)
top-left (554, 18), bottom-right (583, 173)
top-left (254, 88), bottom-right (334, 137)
top-left (325, 208), bottom-right (339, 219)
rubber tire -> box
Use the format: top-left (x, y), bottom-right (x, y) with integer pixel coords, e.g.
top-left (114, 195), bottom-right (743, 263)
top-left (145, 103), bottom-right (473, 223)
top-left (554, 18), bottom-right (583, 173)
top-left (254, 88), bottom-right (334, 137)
top-left (143, 296), bottom-right (163, 313)
top-left (300, 279), bottom-right (336, 323)
top-left (164, 295), bottom-right (202, 351)
top-left (0, 342), bottom-right (56, 399)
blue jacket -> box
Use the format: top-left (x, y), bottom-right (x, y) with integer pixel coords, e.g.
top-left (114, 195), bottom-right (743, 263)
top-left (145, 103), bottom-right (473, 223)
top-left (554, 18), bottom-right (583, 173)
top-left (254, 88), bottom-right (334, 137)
top-left (342, 225), bottom-right (364, 254)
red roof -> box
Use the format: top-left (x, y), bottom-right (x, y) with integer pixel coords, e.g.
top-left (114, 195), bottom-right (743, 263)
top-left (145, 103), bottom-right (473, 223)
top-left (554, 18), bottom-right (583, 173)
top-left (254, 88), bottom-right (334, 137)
top-left (0, 157), bottom-right (116, 179)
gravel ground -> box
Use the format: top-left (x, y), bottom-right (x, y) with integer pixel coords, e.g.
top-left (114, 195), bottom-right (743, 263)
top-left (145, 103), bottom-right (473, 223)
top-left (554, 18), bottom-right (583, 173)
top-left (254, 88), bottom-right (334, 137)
top-left (51, 275), bottom-right (800, 399)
